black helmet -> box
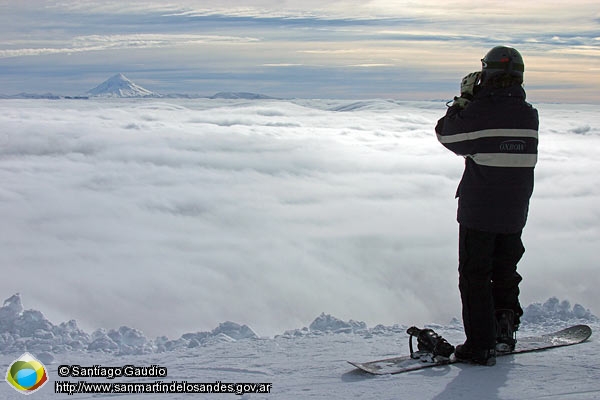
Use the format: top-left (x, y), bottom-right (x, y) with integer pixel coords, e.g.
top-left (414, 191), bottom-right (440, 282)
top-left (481, 46), bottom-right (524, 84)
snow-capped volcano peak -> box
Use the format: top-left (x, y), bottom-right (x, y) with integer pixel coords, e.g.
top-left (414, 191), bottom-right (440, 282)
top-left (87, 73), bottom-right (158, 98)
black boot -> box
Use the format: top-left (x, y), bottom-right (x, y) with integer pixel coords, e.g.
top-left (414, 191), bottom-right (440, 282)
top-left (496, 309), bottom-right (517, 352)
top-left (455, 342), bottom-right (496, 366)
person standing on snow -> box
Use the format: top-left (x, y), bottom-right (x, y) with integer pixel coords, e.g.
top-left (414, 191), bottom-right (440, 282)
top-left (435, 46), bottom-right (539, 365)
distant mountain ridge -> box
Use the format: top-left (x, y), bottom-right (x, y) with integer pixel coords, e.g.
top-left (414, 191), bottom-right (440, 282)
top-left (210, 92), bottom-right (276, 100)
top-left (0, 93), bottom-right (87, 100)
top-left (0, 74), bottom-right (277, 100)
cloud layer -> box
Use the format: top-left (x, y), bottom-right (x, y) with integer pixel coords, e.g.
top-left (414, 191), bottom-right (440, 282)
top-left (0, 98), bottom-right (598, 338)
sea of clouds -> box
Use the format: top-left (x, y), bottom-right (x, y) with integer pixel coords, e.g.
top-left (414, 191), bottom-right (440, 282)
top-left (0, 98), bottom-right (598, 338)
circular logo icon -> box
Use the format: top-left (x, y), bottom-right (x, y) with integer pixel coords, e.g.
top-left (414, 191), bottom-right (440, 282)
top-left (5, 352), bottom-right (49, 395)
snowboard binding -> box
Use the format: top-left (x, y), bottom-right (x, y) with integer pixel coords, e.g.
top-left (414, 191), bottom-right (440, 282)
top-left (407, 326), bottom-right (455, 362)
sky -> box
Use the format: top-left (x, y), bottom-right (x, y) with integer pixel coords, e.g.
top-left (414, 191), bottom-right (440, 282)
top-left (0, 0), bottom-right (599, 102)
top-left (0, 99), bottom-right (598, 338)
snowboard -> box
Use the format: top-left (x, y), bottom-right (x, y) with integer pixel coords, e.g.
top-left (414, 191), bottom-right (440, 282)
top-left (348, 324), bottom-right (592, 375)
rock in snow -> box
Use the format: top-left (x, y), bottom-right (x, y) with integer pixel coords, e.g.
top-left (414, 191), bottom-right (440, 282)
top-left (0, 293), bottom-right (596, 356)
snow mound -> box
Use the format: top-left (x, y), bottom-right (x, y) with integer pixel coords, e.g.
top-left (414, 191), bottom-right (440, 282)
top-left (87, 326), bottom-right (154, 354)
top-left (309, 313), bottom-right (367, 334)
top-left (0, 294), bottom-right (257, 355)
top-left (87, 73), bottom-right (158, 98)
top-left (0, 293), bottom-right (23, 321)
top-left (211, 321), bottom-right (259, 340)
top-left (278, 313), bottom-right (402, 339)
top-left (0, 294), bottom-right (596, 356)
top-left (522, 297), bottom-right (598, 325)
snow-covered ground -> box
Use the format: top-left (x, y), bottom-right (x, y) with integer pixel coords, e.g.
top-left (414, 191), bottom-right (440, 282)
top-left (0, 293), bottom-right (598, 399)
top-left (1, 98), bottom-right (599, 398)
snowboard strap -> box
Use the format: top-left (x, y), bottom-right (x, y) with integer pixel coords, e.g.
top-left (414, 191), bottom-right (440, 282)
top-left (407, 326), bottom-right (455, 360)
top-left (407, 327), bottom-right (419, 358)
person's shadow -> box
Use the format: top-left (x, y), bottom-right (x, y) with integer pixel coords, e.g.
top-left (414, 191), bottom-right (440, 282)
top-left (431, 359), bottom-right (511, 400)
top-left (342, 356), bottom-right (512, 400)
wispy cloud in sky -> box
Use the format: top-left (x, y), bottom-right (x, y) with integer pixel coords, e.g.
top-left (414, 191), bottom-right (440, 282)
top-left (0, 34), bottom-right (260, 58)
top-left (0, 0), bottom-right (599, 101)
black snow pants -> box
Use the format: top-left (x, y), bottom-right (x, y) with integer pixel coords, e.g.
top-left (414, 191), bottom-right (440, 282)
top-left (458, 225), bottom-right (525, 351)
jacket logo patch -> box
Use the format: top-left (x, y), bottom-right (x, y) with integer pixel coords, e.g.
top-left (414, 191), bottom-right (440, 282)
top-left (499, 140), bottom-right (526, 153)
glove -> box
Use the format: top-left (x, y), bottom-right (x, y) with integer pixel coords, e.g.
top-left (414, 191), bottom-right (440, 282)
top-left (450, 96), bottom-right (470, 109)
top-left (460, 71), bottom-right (481, 100)
top-left (448, 72), bottom-right (481, 109)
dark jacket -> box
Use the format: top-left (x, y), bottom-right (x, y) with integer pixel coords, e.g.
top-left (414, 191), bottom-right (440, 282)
top-left (435, 85), bottom-right (539, 233)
